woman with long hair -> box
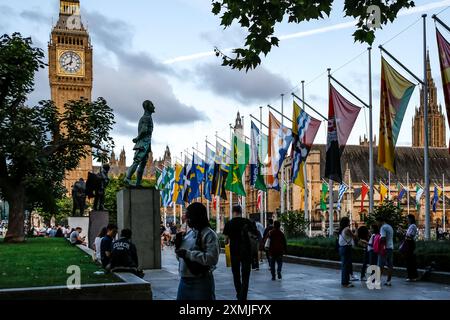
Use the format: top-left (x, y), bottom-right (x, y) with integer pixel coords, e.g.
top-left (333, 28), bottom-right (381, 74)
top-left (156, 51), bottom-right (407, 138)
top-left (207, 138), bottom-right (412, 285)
top-left (175, 202), bottom-right (219, 300)
top-left (338, 216), bottom-right (356, 287)
top-left (94, 227), bottom-right (107, 262)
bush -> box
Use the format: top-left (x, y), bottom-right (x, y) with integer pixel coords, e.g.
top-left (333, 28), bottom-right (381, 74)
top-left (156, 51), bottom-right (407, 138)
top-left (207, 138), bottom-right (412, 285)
top-left (278, 210), bottom-right (309, 238)
top-left (363, 201), bottom-right (407, 242)
top-left (286, 238), bottom-right (450, 271)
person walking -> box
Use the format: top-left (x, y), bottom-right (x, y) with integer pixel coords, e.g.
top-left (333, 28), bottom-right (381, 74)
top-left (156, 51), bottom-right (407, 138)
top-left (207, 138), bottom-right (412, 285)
top-left (338, 217), bottom-right (356, 288)
top-left (262, 218), bottom-right (274, 267)
top-left (223, 205), bottom-right (258, 301)
top-left (402, 214), bottom-right (419, 282)
top-left (175, 202), bottom-right (219, 300)
top-left (266, 221), bottom-right (287, 280)
top-left (376, 216), bottom-right (394, 286)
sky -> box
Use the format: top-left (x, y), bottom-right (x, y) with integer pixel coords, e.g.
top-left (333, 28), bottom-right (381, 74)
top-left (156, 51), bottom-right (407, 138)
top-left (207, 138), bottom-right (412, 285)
top-left (1, 0), bottom-right (450, 166)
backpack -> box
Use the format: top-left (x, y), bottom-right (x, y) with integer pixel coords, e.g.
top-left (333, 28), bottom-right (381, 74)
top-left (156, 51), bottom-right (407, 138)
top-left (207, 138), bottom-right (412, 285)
top-left (372, 234), bottom-right (385, 255)
top-left (241, 222), bottom-right (259, 258)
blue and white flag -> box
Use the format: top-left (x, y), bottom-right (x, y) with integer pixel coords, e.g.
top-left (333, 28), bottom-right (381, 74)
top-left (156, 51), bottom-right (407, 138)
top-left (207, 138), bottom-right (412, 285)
top-left (337, 183), bottom-right (348, 210)
top-left (204, 147), bottom-right (216, 201)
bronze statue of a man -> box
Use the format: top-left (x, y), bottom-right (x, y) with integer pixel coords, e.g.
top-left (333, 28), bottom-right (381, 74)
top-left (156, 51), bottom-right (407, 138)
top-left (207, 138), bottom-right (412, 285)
top-left (124, 100), bottom-right (155, 186)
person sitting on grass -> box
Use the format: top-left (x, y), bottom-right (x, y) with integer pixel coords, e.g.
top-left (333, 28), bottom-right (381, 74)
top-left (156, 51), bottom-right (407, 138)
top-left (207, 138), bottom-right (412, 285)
top-left (69, 227), bottom-right (86, 245)
top-left (110, 229), bottom-right (144, 278)
top-left (100, 223), bottom-right (118, 269)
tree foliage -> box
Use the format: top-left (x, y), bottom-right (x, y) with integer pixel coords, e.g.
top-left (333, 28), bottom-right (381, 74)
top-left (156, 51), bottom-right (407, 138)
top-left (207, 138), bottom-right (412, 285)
top-left (0, 33), bottom-right (115, 242)
top-left (211, 0), bottom-right (415, 70)
top-left (363, 200), bottom-right (407, 241)
top-left (278, 210), bottom-right (309, 238)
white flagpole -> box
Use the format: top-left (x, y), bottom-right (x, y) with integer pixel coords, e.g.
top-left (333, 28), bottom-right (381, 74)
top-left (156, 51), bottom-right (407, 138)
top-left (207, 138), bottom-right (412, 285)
top-left (163, 207), bottom-right (167, 227)
top-left (407, 172), bottom-right (410, 215)
top-left (216, 195), bottom-right (221, 233)
top-left (173, 203), bottom-right (177, 225)
top-left (301, 80), bottom-right (309, 226)
top-left (229, 124), bottom-right (233, 218)
top-left (259, 106), bottom-right (264, 224)
top-left (241, 115), bottom-right (247, 218)
top-left (327, 68), bottom-right (334, 238)
top-left (443, 174), bottom-right (446, 232)
top-left (281, 94), bottom-right (285, 217)
top-left (422, 14), bottom-right (431, 240)
top-left (368, 46), bottom-right (375, 214)
top-left (388, 171), bottom-right (391, 200)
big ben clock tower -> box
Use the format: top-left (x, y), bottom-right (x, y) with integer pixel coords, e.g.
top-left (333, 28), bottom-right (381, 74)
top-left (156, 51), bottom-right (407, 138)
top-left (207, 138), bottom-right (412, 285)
top-left (49, 0), bottom-right (93, 192)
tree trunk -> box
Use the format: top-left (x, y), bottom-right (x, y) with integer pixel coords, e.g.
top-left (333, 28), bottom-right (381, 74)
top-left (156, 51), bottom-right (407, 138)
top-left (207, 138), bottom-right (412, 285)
top-left (4, 186), bottom-right (26, 243)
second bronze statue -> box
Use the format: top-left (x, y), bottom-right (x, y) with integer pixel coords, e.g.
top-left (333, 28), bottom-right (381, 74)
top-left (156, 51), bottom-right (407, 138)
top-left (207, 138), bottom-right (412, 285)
top-left (124, 100), bottom-right (155, 187)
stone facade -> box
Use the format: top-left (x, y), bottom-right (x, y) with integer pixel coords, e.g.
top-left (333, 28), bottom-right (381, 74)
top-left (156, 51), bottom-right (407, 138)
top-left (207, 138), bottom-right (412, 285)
top-left (412, 51), bottom-right (447, 148)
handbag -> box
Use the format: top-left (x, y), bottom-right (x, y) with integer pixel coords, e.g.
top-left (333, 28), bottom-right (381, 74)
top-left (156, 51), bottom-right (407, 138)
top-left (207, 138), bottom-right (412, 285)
top-left (399, 239), bottom-right (410, 255)
top-left (264, 237), bottom-right (271, 250)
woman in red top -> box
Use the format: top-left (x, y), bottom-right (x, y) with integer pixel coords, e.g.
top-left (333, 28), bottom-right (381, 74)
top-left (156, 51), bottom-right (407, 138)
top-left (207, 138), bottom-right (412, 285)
top-left (267, 221), bottom-right (287, 281)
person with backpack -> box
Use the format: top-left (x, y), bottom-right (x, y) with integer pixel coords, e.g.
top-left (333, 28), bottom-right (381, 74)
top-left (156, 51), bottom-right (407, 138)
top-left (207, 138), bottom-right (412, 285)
top-left (266, 221), bottom-right (287, 281)
top-left (368, 224), bottom-right (380, 266)
top-left (223, 205), bottom-right (258, 301)
top-left (376, 216), bottom-right (394, 286)
top-left (338, 217), bottom-right (357, 288)
top-left (175, 202), bottom-right (219, 300)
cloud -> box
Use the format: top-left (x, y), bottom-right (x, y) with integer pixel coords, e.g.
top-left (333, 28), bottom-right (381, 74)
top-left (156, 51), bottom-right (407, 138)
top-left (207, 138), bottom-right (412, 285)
top-left (20, 9), bottom-right (51, 24)
top-left (195, 63), bottom-right (292, 104)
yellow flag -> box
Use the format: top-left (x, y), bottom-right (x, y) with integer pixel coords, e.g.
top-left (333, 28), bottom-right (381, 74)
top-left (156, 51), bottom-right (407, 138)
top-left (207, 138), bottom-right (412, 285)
top-left (379, 182), bottom-right (388, 203)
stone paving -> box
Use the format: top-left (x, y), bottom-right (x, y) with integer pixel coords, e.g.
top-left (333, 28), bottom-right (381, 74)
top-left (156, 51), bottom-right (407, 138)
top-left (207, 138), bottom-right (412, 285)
top-left (144, 248), bottom-right (450, 300)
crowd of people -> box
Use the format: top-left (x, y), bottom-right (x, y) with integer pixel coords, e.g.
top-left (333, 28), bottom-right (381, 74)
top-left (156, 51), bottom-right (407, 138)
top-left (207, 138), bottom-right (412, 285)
top-left (173, 203), bottom-right (287, 301)
top-left (337, 214), bottom-right (420, 288)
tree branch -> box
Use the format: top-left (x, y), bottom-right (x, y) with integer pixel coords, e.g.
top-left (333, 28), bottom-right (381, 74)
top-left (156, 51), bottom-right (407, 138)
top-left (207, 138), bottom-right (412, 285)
top-left (42, 140), bottom-right (107, 157)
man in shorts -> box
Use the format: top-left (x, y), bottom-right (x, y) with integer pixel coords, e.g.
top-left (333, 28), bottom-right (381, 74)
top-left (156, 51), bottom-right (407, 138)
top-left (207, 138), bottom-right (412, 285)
top-left (376, 216), bottom-right (394, 286)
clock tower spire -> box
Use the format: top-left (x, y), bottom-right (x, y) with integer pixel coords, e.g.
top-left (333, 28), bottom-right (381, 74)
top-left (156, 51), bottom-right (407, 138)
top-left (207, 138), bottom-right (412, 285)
top-left (49, 0), bottom-right (93, 192)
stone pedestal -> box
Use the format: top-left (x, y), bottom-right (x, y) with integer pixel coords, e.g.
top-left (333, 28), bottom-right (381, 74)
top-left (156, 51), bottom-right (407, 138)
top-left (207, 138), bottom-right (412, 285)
top-left (117, 187), bottom-right (161, 269)
top-left (88, 211), bottom-right (109, 249)
top-left (68, 217), bottom-right (89, 244)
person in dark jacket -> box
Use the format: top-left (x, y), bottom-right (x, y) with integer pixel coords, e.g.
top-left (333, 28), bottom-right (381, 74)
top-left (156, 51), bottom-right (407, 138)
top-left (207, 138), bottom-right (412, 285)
top-left (267, 221), bottom-right (287, 280)
top-left (262, 218), bottom-right (274, 267)
top-left (110, 229), bottom-right (143, 277)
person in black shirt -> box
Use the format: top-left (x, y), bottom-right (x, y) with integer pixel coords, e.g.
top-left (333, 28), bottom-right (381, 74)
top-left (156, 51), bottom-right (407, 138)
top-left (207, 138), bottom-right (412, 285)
top-left (262, 218), bottom-right (274, 267)
top-left (223, 205), bottom-right (257, 301)
top-left (100, 223), bottom-right (118, 269)
top-left (110, 229), bottom-right (143, 277)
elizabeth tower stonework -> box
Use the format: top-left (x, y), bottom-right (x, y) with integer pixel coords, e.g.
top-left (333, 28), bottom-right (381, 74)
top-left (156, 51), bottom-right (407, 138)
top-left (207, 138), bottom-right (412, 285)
top-left (49, 0), bottom-right (93, 191)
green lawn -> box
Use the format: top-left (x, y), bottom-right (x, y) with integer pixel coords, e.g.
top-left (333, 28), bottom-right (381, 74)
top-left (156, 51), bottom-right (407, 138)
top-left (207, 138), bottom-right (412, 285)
top-left (0, 237), bottom-right (121, 289)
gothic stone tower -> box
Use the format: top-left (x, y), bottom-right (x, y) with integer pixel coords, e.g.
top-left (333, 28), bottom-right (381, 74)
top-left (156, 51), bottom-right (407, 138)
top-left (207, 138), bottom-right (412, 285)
top-left (412, 51), bottom-right (447, 148)
top-left (49, 0), bottom-right (93, 192)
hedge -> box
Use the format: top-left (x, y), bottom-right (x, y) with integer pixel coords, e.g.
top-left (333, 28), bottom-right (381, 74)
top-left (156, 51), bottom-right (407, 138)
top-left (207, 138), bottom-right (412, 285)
top-left (287, 238), bottom-right (450, 272)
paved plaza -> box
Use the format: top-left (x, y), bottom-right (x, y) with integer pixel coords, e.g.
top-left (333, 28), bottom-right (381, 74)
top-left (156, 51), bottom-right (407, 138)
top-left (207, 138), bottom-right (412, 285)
top-left (144, 249), bottom-right (450, 300)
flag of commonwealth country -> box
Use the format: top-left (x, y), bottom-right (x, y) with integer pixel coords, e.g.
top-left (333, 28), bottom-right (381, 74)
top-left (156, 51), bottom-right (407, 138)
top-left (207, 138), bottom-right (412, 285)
top-left (378, 57), bottom-right (415, 173)
top-left (225, 134), bottom-right (249, 196)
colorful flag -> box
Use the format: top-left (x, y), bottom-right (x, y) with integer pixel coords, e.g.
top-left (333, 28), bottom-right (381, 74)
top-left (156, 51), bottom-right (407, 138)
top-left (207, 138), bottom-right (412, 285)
top-left (257, 190), bottom-right (263, 211)
top-left (432, 185), bottom-right (442, 213)
top-left (436, 29), bottom-right (450, 152)
top-left (291, 101), bottom-right (321, 188)
top-left (337, 183), bottom-right (348, 210)
top-left (325, 85), bottom-right (361, 183)
top-left (203, 147), bottom-right (216, 201)
top-left (415, 184), bottom-right (424, 210)
top-left (212, 162), bottom-right (228, 200)
top-left (397, 183), bottom-right (407, 202)
top-left (267, 112), bottom-right (293, 190)
top-left (187, 154), bottom-right (204, 203)
top-left (163, 167), bottom-right (174, 207)
top-left (172, 163), bottom-right (185, 205)
top-left (250, 121), bottom-right (267, 191)
top-left (225, 134), bottom-right (250, 196)
top-left (360, 183), bottom-right (369, 212)
top-left (320, 181), bottom-right (329, 211)
top-left (378, 57), bottom-right (415, 173)
top-left (379, 181), bottom-right (388, 203)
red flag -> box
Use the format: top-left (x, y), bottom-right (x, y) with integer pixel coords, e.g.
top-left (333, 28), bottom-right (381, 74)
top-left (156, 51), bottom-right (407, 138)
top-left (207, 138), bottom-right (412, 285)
top-left (436, 29), bottom-right (450, 152)
top-left (360, 183), bottom-right (369, 212)
top-left (325, 84), bottom-right (361, 183)
top-left (257, 190), bottom-right (262, 211)
top-left (213, 196), bottom-right (217, 210)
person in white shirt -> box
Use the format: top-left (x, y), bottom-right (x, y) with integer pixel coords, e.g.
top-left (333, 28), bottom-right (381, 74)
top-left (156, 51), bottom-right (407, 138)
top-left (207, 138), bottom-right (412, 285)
top-left (338, 217), bottom-right (357, 288)
top-left (376, 216), bottom-right (394, 286)
top-left (94, 227), bottom-right (107, 262)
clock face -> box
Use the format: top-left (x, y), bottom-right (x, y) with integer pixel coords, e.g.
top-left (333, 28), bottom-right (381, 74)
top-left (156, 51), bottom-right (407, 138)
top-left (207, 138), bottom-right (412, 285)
top-left (59, 51), bottom-right (82, 74)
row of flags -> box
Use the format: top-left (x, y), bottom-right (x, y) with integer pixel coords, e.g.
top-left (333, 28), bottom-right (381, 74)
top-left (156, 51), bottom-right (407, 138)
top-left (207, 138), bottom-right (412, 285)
top-left (155, 26), bottom-right (450, 214)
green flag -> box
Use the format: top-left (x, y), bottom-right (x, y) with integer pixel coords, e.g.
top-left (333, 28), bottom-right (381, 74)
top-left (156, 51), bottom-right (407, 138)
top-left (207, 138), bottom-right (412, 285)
top-left (225, 134), bottom-right (249, 196)
top-left (320, 182), bottom-right (329, 211)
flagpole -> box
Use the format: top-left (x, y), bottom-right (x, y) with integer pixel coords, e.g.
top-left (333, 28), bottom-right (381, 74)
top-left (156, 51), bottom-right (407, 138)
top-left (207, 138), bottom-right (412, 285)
top-left (241, 115), bottom-right (247, 218)
top-left (281, 94), bottom-right (285, 217)
top-left (259, 106), bottom-right (264, 225)
top-left (422, 14), bottom-right (431, 240)
top-left (229, 123), bottom-right (234, 218)
top-left (368, 46), bottom-right (375, 214)
top-left (327, 68), bottom-right (334, 238)
top-left (388, 171), bottom-right (391, 200)
top-left (407, 172), bottom-right (410, 215)
top-left (443, 174), bottom-right (446, 233)
top-left (301, 80), bottom-right (310, 230)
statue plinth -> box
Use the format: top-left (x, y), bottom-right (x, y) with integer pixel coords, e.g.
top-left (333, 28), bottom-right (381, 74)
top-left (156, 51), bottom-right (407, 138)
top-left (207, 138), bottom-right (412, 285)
top-left (88, 210), bottom-right (109, 249)
top-left (116, 187), bottom-right (161, 269)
